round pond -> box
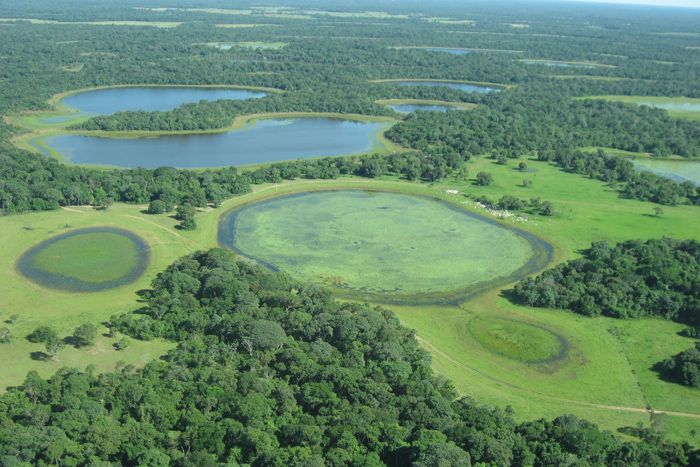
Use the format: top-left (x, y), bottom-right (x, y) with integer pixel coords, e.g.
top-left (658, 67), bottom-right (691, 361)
top-left (17, 227), bottom-right (150, 292)
top-left (219, 190), bottom-right (551, 303)
top-left (467, 316), bottom-right (568, 364)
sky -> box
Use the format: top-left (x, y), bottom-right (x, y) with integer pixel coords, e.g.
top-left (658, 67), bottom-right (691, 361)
top-left (565, 0), bottom-right (700, 7)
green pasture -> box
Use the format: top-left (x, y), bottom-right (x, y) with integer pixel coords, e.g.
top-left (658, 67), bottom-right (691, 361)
top-left (587, 95), bottom-right (700, 121)
top-left (221, 190), bottom-right (539, 303)
top-left (0, 19), bottom-right (181, 27)
top-left (519, 59), bottom-right (616, 68)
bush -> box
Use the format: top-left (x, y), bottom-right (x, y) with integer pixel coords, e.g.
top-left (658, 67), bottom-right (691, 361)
top-left (658, 343), bottom-right (700, 387)
top-left (71, 323), bottom-right (97, 348)
top-left (26, 326), bottom-right (58, 343)
top-left (476, 171), bottom-right (493, 186)
top-left (0, 328), bottom-right (12, 344)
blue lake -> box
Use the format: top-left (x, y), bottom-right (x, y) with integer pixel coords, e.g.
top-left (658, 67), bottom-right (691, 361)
top-left (522, 60), bottom-right (594, 69)
top-left (390, 104), bottom-right (456, 113)
top-left (632, 158), bottom-right (700, 186)
top-left (60, 86), bottom-right (267, 115)
top-left (34, 118), bottom-right (388, 169)
top-left (425, 47), bottom-right (472, 55)
top-left (391, 80), bottom-right (496, 93)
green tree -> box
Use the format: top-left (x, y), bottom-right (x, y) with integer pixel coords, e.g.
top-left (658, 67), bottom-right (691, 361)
top-left (476, 172), bottom-right (493, 186)
top-left (27, 326), bottom-right (58, 343)
top-left (71, 323), bottom-right (98, 348)
top-left (147, 199), bottom-right (169, 214)
top-left (176, 204), bottom-right (197, 230)
top-left (0, 327), bottom-right (12, 344)
top-left (45, 336), bottom-right (65, 359)
top-left (114, 338), bottom-right (130, 351)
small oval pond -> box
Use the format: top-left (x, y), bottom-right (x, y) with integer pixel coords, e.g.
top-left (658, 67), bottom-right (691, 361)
top-left (34, 118), bottom-right (390, 168)
top-left (638, 101), bottom-right (700, 113)
top-left (390, 80), bottom-right (497, 93)
top-left (219, 190), bottom-right (551, 304)
top-left (425, 47), bottom-right (472, 55)
top-left (61, 86), bottom-right (267, 116)
top-left (390, 104), bottom-right (456, 113)
top-left (467, 316), bottom-right (568, 365)
top-left (17, 227), bottom-right (150, 292)
top-left (521, 60), bottom-right (596, 69)
top-left (632, 158), bottom-right (700, 186)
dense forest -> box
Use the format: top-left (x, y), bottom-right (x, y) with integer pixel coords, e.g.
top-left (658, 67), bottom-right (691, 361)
top-left (658, 344), bottom-right (700, 388)
top-left (512, 238), bottom-right (700, 323)
top-left (0, 249), bottom-right (696, 465)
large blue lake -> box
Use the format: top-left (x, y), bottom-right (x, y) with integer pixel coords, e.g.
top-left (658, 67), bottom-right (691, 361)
top-left (35, 118), bottom-right (388, 169)
top-left (61, 86), bottom-right (267, 115)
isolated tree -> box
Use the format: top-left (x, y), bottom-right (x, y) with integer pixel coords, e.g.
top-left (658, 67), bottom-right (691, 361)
top-left (45, 337), bottom-right (64, 359)
top-left (0, 328), bottom-right (12, 344)
top-left (147, 199), bottom-right (169, 214)
top-left (27, 326), bottom-right (58, 343)
top-left (518, 162), bottom-right (528, 172)
top-left (540, 201), bottom-right (555, 216)
top-left (71, 323), bottom-right (97, 347)
top-left (176, 204), bottom-right (197, 230)
top-left (114, 338), bottom-right (130, 351)
top-left (7, 314), bottom-right (19, 324)
top-left (476, 171), bottom-right (493, 186)
top-left (96, 197), bottom-right (113, 210)
top-left (654, 206), bottom-right (664, 217)
top-left (455, 164), bottom-right (470, 181)
top-left (522, 178), bottom-right (532, 188)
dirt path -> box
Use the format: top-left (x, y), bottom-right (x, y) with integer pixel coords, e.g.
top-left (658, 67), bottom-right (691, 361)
top-left (121, 214), bottom-right (199, 248)
top-left (416, 336), bottom-right (700, 420)
top-left (60, 206), bottom-right (89, 214)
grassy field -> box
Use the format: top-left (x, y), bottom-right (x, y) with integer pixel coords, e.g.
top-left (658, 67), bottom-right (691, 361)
top-left (1, 160), bottom-right (698, 441)
top-left (0, 19), bottom-right (181, 27)
top-left (220, 190), bottom-right (542, 303)
top-left (551, 75), bottom-right (627, 82)
top-left (370, 78), bottom-right (512, 89)
top-left (519, 59), bottom-right (616, 69)
top-left (588, 95), bottom-right (700, 121)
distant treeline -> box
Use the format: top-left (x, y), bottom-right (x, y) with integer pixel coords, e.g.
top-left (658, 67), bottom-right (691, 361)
top-left (388, 90), bottom-right (700, 205)
top-left (387, 87), bottom-right (700, 158)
